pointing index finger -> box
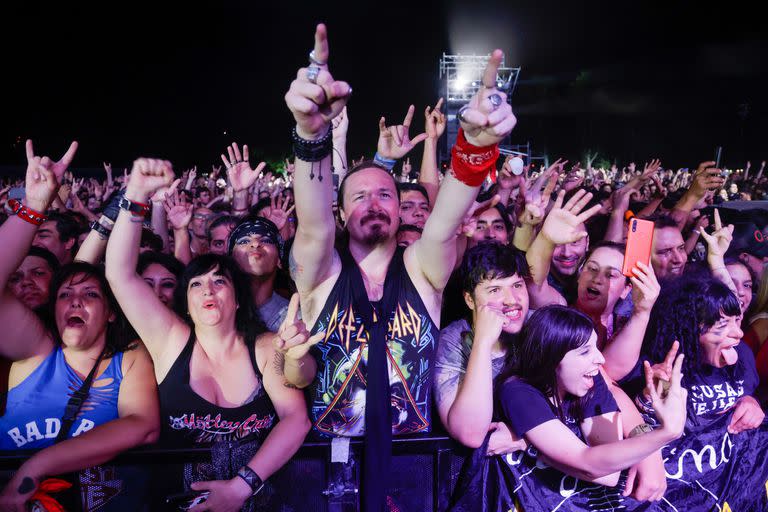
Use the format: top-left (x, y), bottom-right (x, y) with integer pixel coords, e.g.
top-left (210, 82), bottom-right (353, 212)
top-left (313, 23), bottom-right (329, 67)
top-left (482, 50), bottom-right (504, 89)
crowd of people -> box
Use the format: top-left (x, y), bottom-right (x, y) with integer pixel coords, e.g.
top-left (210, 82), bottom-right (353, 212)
top-left (1, 23), bottom-right (767, 512)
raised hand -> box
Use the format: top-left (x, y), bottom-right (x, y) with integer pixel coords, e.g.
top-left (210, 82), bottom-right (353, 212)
top-left (424, 98), bottom-right (446, 140)
top-left (643, 341), bottom-right (679, 399)
top-left (610, 183), bottom-right (639, 213)
top-left (266, 194), bottom-right (295, 231)
top-left (629, 261), bottom-right (661, 314)
top-left (689, 161), bottom-right (725, 197)
top-left (700, 208), bottom-right (734, 262)
top-left (331, 105), bottom-right (349, 139)
top-left (24, 139), bottom-right (79, 211)
top-left (285, 23), bottom-right (352, 139)
top-left (539, 189), bottom-right (601, 245)
top-left (459, 194), bottom-right (501, 238)
top-left (275, 294), bottom-right (325, 362)
top-left (150, 178), bottom-right (182, 203)
top-left (458, 50), bottom-right (516, 147)
top-left (284, 158), bottom-right (295, 176)
top-left (646, 352), bottom-right (687, 439)
top-left (562, 167), bottom-right (585, 192)
top-left (519, 171), bottom-right (557, 226)
top-left (163, 190), bottom-right (193, 230)
top-left (497, 155), bottom-right (525, 191)
top-left (377, 105), bottom-right (428, 160)
top-left (221, 142), bottom-right (267, 192)
top-left (125, 158), bottom-right (174, 202)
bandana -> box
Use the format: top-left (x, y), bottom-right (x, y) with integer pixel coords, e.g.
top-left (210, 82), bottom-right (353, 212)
top-left (227, 218), bottom-right (284, 259)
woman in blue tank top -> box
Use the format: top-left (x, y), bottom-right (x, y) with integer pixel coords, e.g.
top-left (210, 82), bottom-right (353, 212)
top-left (105, 159), bottom-right (311, 511)
top-left (0, 141), bottom-right (160, 509)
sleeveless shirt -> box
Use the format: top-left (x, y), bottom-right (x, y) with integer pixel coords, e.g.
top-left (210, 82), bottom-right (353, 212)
top-left (309, 247), bottom-right (440, 437)
top-left (158, 332), bottom-right (276, 447)
top-left (1, 347), bottom-right (123, 450)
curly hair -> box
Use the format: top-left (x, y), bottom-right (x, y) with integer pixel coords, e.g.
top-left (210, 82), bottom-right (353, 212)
top-left (644, 274), bottom-right (741, 380)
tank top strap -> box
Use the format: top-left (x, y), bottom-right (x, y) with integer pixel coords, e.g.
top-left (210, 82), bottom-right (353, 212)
top-left (246, 336), bottom-right (263, 380)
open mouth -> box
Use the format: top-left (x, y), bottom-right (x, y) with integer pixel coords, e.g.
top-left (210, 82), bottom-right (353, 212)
top-left (503, 308), bottom-right (522, 321)
top-left (668, 266), bottom-right (683, 275)
top-left (66, 315), bottom-right (86, 327)
top-left (202, 301), bottom-right (217, 310)
top-left (585, 287), bottom-right (601, 298)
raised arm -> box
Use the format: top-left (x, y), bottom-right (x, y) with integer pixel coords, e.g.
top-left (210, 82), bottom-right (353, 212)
top-left (419, 98), bottom-right (446, 208)
top-left (411, 50), bottom-right (516, 291)
top-left (700, 208), bottom-right (737, 293)
top-left (671, 161), bottom-right (724, 229)
top-left (163, 189), bottom-right (194, 265)
top-left (105, 159), bottom-right (188, 363)
top-left (602, 262), bottom-right (660, 381)
top-left (0, 140), bottom-right (77, 361)
top-left (331, 106), bottom-right (349, 183)
top-left (284, 24), bottom-right (351, 307)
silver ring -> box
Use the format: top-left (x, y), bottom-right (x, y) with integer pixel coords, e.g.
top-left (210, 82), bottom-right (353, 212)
top-left (309, 50), bottom-right (326, 66)
top-left (489, 94), bottom-right (503, 111)
top-left (457, 105), bottom-right (470, 124)
top-left (307, 65), bottom-right (320, 84)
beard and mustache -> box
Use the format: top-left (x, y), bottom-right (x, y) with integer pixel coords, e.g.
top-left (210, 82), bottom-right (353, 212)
top-left (359, 211), bottom-right (392, 246)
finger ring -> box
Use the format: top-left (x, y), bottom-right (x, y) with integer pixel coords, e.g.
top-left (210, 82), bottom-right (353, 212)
top-left (457, 105), bottom-right (470, 124)
top-left (309, 50), bottom-right (326, 66)
top-left (489, 94), bottom-right (503, 111)
top-left (307, 65), bottom-right (320, 84)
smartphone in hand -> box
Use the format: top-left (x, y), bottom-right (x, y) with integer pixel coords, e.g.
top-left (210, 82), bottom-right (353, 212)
top-left (622, 218), bottom-right (655, 277)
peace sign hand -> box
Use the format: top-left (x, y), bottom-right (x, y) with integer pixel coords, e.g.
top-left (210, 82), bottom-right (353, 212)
top-left (458, 50), bottom-right (516, 147)
top-left (285, 24), bottom-right (352, 140)
top-left (24, 139), bottom-right (79, 212)
top-left (275, 294), bottom-right (325, 362)
top-left (221, 143), bottom-right (266, 192)
top-left (377, 105), bottom-right (428, 160)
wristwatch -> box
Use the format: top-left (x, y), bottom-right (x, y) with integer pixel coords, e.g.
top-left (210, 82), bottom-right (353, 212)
top-left (118, 196), bottom-right (150, 217)
top-left (628, 423), bottom-right (653, 438)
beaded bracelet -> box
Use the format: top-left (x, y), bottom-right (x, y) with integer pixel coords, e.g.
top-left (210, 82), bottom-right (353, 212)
top-left (292, 126), bottom-right (332, 163)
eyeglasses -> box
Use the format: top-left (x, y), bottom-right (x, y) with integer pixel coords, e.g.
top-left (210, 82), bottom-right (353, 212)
top-left (582, 262), bottom-right (624, 280)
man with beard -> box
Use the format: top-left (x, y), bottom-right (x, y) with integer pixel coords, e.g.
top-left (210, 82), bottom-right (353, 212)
top-left (278, 25), bottom-right (517, 511)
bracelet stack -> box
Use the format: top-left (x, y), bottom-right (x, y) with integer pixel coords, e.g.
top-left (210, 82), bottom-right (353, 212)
top-left (7, 199), bottom-right (47, 226)
top-left (292, 127), bottom-right (332, 163)
top-left (118, 196), bottom-right (150, 218)
top-left (90, 215), bottom-right (115, 240)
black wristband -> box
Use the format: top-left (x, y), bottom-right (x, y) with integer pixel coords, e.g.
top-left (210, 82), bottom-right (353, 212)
top-left (292, 126), bottom-right (332, 163)
top-left (236, 466), bottom-right (264, 496)
top-left (90, 220), bottom-right (112, 239)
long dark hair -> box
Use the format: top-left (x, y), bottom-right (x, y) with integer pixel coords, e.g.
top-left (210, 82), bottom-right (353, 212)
top-left (500, 305), bottom-right (596, 423)
top-left (47, 262), bottom-right (137, 358)
top-left (173, 254), bottom-right (266, 343)
top-left (645, 274), bottom-right (741, 381)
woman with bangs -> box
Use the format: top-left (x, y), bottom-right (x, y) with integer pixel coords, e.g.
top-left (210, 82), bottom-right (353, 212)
top-left (106, 159), bottom-right (311, 511)
top-left (449, 305), bottom-right (687, 511)
top-left (0, 141), bottom-right (159, 510)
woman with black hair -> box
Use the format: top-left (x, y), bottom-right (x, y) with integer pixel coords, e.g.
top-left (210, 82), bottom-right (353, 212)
top-left (450, 305), bottom-right (686, 511)
top-left (137, 251), bottom-right (184, 309)
top-left (106, 159), bottom-right (310, 511)
top-left (617, 274), bottom-right (768, 510)
top-left (0, 141), bottom-right (160, 510)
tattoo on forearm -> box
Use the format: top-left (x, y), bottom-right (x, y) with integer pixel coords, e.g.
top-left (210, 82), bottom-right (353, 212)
top-left (288, 253), bottom-right (304, 280)
top-left (18, 476), bottom-right (35, 494)
top-left (273, 352), bottom-right (285, 376)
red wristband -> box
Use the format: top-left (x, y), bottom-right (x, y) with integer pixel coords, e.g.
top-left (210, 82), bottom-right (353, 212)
top-left (8, 199), bottom-right (47, 226)
top-left (450, 128), bottom-right (500, 187)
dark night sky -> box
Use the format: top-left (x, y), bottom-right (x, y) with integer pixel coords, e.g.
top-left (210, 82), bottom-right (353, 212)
top-left (2, 1), bottom-right (766, 173)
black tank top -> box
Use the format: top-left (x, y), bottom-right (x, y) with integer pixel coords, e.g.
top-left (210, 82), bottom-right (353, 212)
top-left (158, 332), bottom-right (276, 447)
top-left (309, 247), bottom-right (440, 437)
